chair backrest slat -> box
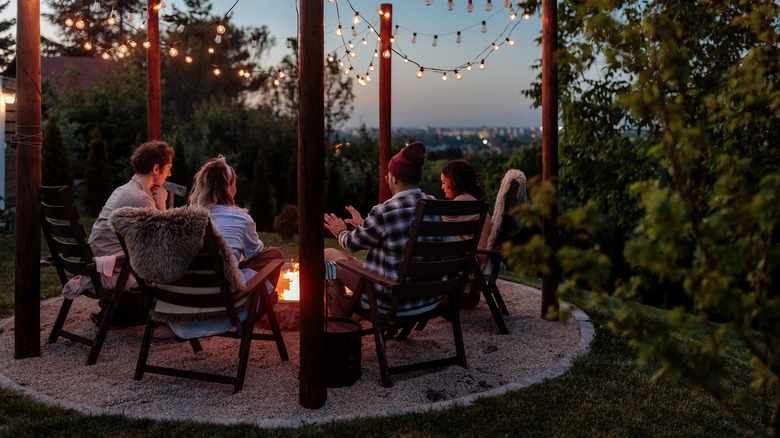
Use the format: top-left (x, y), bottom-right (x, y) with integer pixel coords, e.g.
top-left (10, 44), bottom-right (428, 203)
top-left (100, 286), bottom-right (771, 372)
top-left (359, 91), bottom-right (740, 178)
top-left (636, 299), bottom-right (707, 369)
top-left (394, 277), bottom-right (464, 299)
top-left (43, 219), bottom-right (81, 239)
top-left (410, 239), bottom-right (473, 258)
top-left (152, 287), bottom-right (226, 308)
top-left (404, 256), bottom-right (470, 278)
top-left (416, 219), bottom-right (481, 238)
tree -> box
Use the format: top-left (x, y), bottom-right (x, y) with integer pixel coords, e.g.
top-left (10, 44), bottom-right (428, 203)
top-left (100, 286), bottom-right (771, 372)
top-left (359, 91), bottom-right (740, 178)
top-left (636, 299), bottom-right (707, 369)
top-left (83, 127), bottom-right (113, 216)
top-left (249, 149), bottom-right (274, 232)
top-left (44, 0), bottom-right (144, 56)
top-left (324, 159), bottom-right (344, 214)
top-left (0, 1), bottom-right (15, 70)
top-left (41, 114), bottom-right (74, 187)
top-left (515, 0), bottom-right (780, 433)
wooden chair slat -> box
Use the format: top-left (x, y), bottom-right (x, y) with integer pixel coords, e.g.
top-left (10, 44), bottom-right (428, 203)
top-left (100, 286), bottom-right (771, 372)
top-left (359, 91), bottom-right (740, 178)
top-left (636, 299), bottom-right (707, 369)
top-left (409, 240), bottom-right (473, 258)
top-left (416, 219), bottom-right (481, 237)
top-left (404, 257), bottom-right (469, 278)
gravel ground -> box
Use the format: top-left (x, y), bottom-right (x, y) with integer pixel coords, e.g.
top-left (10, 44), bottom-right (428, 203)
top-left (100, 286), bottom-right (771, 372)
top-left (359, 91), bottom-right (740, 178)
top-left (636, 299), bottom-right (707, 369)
top-left (0, 280), bottom-right (585, 426)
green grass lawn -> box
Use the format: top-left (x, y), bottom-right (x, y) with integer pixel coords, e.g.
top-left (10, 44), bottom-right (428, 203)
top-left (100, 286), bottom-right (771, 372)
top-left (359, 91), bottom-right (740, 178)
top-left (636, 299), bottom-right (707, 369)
top-left (0, 226), bottom-right (773, 437)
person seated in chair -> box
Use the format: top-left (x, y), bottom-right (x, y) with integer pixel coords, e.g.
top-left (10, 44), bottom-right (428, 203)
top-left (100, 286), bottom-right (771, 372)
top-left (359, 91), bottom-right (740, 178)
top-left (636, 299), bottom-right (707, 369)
top-left (440, 159), bottom-right (494, 309)
top-left (324, 142), bottom-right (444, 317)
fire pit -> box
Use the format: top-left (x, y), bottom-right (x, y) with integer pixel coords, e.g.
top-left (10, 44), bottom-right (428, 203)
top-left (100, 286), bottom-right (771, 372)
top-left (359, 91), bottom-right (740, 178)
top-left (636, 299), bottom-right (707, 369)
top-left (258, 261), bottom-right (301, 331)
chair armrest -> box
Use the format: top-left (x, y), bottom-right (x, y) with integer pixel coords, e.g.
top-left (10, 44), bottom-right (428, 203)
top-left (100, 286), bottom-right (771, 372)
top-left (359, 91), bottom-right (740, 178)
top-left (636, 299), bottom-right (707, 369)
top-left (234, 258), bottom-right (284, 301)
top-left (335, 260), bottom-right (398, 289)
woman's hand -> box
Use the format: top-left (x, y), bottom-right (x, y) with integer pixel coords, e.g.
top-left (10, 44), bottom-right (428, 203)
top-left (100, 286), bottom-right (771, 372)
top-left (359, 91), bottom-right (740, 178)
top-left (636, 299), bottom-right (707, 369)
top-left (344, 205), bottom-right (364, 227)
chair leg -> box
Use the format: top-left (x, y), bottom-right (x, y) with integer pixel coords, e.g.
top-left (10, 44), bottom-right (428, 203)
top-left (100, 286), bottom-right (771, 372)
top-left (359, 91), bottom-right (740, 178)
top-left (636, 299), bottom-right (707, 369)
top-left (188, 338), bottom-right (203, 353)
top-left (493, 284), bottom-right (510, 315)
top-left (47, 297), bottom-right (74, 344)
top-left (451, 312), bottom-right (467, 368)
top-left (482, 283), bottom-right (509, 335)
top-left (372, 320), bottom-right (392, 388)
top-left (233, 321), bottom-right (254, 394)
top-left (86, 290), bottom-right (124, 365)
top-left (134, 319), bottom-right (155, 381)
top-left (262, 296), bottom-right (288, 361)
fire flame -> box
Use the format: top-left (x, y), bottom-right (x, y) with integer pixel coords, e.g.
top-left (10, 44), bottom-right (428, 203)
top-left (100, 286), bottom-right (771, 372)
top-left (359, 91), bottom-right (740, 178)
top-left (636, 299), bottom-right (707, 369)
top-left (280, 262), bottom-right (300, 301)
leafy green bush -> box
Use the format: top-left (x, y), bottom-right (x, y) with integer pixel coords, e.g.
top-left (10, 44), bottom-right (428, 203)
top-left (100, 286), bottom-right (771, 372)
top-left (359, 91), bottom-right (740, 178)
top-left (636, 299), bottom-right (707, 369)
top-left (41, 114), bottom-right (74, 187)
top-left (274, 204), bottom-right (298, 242)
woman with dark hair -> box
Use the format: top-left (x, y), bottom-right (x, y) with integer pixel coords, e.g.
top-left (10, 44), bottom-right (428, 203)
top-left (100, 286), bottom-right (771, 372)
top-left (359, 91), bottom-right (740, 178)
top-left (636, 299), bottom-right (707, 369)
top-left (440, 159), bottom-right (494, 309)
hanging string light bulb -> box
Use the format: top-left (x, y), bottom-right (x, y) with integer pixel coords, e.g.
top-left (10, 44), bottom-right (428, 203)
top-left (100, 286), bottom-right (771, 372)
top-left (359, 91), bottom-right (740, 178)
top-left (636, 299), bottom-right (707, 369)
top-left (466, 0), bottom-right (474, 12)
top-left (127, 11), bottom-right (134, 22)
top-left (456, 31), bottom-right (461, 43)
top-left (523, 12), bottom-right (531, 19)
top-left (509, 6), bottom-right (517, 20)
top-left (335, 25), bottom-right (342, 36)
top-left (466, 62), bottom-right (472, 71)
top-left (506, 37), bottom-right (516, 46)
top-left (393, 25), bottom-right (399, 35)
top-left (338, 59), bottom-right (344, 67)
top-left (169, 46), bottom-right (178, 57)
top-left (446, 0), bottom-right (454, 11)
top-left (382, 49), bottom-right (391, 58)
top-left (251, 39), bottom-right (258, 48)
top-left (349, 50), bottom-right (357, 58)
top-left (390, 36), bottom-right (395, 43)
top-left (139, 21), bottom-right (145, 30)
top-left (273, 78), bottom-right (280, 86)
top-left (442, 72), bottom-right (447, 81)
top-left (208, 47), bottom-right (215, 54)
top-left (143, 41), bottom-right (151, 48)
top-left (503, 0), bottom-right (511, 7)
top-left (185, 55), bottom-right (193, 63)
top-left (351, 26), bottom-right (357, 37)
top-left (481, 21), bottom-right (487, 33)
top-left (129, 41), bottom-right (137, 48)
top-left (455, 70), bottom-right (462, 80)
top-left (416, 67), bottom-right (424, 78)
top-left (75, 19), bottom-right (85, 29)
top-left (403, 56), bottom-right (409, 63)
top-left (369, 62), bottom-right (374, 71)
top-left (215, 34), bottom-right (222, 44)
top-left (352, 12), bottom-right (360, 24)
top-left (101, 52), bottom-right (110, 60)
top-left (279, 70), bottom-right (286, 79)
top-left (348, 40), bottom-right (355, 49)
top-left (92, 0), bottom-right (100, 13)
top-left (366, 73), bottom-right (371, 81)
top-left (328, 54), bottom-right (335, 62)
top-left (216, 22), bottom-right (226, 34)
top-left (493, 43), bottom-right (500, 51)
top-left (486, 0), bottom-right (493, 11)
top-left (432, 35), bottom-right (438, 47)
top-left (65, 17), bottom-right (73, 26)
top-left (116, 52), bottom-right (124, 59)
top-left (479, 59), bottom-right (485, 69)
top-left (424, 0), bottom-right (433, 5)
top-left (368, 26), bottom-right (375, 33)
top-left (213, 67), bottom-right (221, 76)
top-left (412, 32), bottom-right (417, 43)
top-left (177, 21), bottom-right (186, 33)
top-left (107, 8), bottom-right (116, 25)
top-left (244, 71), bottom-right (251, 78)
top-left (373, 49), bottom-right (379, 58)
top-left (143, 7), bottom-right (149, 19)
top-left (83, 41), bottom-right (92, 50)
top-left (343, 67), bottom-right (351, 75)
top-left (362, 38), bottom-right (367, 45)
top-left (118, 44), bottom-right (127, 53)
top-left (238, 69), bottom-right (245, 77)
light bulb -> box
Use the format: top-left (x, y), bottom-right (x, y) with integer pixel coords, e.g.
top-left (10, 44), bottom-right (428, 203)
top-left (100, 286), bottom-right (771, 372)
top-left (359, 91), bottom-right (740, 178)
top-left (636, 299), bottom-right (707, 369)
top-left (432, 35), bottom-right (438, 47)
top-left (129, 41), bottom-right (137, 47)
top-left (369, 63), bottom-right (374, 71)
top-left (351, 26), bottom-right (357, 37)
top-left (368, 26), bottom-right (374, 33)
top-left (509, 7), bottom-right (517, 20)
top-left (403, 56), bottom-right (409, 63)
top-left (412, 33), bottom-right (417, 44)
top-left (279, 71), bottom-right (286, 79)
top-left (349, 51), bottom-right (356, 58)
top-left (393, 25), bottom-right (399, 36)
top-left (101, 52), bottom-right (110, 60)
top-left (92, 0), bottom-right (100, 13)
top-left (506, 38), bottom-right (515, 46)
top-left (215, 34), bottom-right (222, 44)
top-left (127, 12), bottom-right (134, 22)
top-left (328, 55), bottom-right (335, 62)
top-left (328, 0), bottom-right (334, 3)
top-left (75, 19), bottom-right (84, 29)
top-left (343, 68), bottom-right (351, 75)
top-left (116, 52), bottom-right (124, 59)
top-left (382, 49), bottom-right (391, 58)
top-left (273, 78), bottom-right (280, 86)
top-left (352, 13), bottom-right (360, 25)
top-left (373, 50), bottom-right (379, 58)
top-left (366, 73), bottom-right (371, 81)
top-left (446, 0), bottom-right (454, 11)
top-left (338, 60), bottom-right (344, 67)
top-left (481, 21), bottom-right (487, 33)
top-left (504, 0), bottom-right (511, 7)
top-left (479, 59), bottom-right (485, 70)
top-left (467, 0), bottom-right (474, 12)
top-left (466, 62), bottom-right (472, 71)
top-left (442, 72), bottom-right (447, 81)
top-left (286, 38), bottom-right (292, 49)
top-left (216, 23), bottom-right (226, 34)
top-left (362, 38), bottom-right (367, 45)
top-left (169, 47), bottom-right (178, 57)
top-left (424, 0), bottom-right (433, 5)
top-left (65, 18), bottom-right (73, 26)
top-left (377, 35), bottom-right (381, 41)
top-left (84, 41), bottom-right (92, 50)
top-left (238, 69), bottom-right (245, 77)
top-left (143, 41), bottom-right (151, 48)
top-left (177, 23), bottom-right (185, 33)
top-left (455, 70), bottom-right (463, 80)
top-left (108, 8), bottom-right (116, 25)
top-left (208, 47), bottom-right (215, 54)
top-left (493, 43), bottom-right (500, 51)
top-left (143, 7), bottom-right (148, 19)
top-left (335, 25), bottom-right (342, 36)
top-left (390, 37), bottom-right (395, 43)
top-left (416, 67), bottom-right (424, 78)
top-left (523, 13), bottom-right (530, 20)
top-left (456, 31), bottom-right (461, 43)
top-left (384, 11), bottom-right (390, 18)
top-left (486, 0), bottom-right (493, 11)
top-left (185, 56), bottom-right (193, 63)
top-left (244, 71), bottom-right (250, 78)
top-left (119, 44), bottom-right (127, 53)
top-left (139, 22), bottom-right (145, 30)
top-left (213, 68), bottom-right (221, 76)
top-left (348, 41), bottom-right (354, 49)
top-left (251, 39), bottom-right (258, 48)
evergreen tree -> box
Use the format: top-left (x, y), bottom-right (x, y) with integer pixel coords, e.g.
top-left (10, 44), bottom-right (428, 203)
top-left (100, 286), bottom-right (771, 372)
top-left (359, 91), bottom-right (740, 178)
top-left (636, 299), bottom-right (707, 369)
top-left (83, 127), bottom-right (113, 216)
top-left (284, 153), bottom-right (298, 206)
top-left (0, 1), bottom-right (15, 70)
top-left (358, 171), bottom-right (376, 217)
top-left (169, 135), bottom-right (190, 206)
top-left (249, 149), bottom-right (274, 232)
top-left (324, 159), bottom-right (344, 214)
top-left (41, 114), bottom-right (74, 187)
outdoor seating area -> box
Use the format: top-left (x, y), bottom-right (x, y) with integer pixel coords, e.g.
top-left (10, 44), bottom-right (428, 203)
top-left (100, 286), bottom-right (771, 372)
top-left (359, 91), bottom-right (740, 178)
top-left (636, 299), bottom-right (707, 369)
top-left (0, 278), bottom-right (588, 425)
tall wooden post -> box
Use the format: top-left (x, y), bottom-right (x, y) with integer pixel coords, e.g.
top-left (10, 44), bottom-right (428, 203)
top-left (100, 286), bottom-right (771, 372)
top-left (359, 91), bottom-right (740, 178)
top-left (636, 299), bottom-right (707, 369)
top-left (147, 0), bottom-right (161, 141)
top-left (14, 0), bottom-right (42, 359)
top-left (378, 4), bottom-right (392, 203)
top-left (298, 0), bottom-right (326, 409)
top-left (541, 0), bottom-right (559, 319)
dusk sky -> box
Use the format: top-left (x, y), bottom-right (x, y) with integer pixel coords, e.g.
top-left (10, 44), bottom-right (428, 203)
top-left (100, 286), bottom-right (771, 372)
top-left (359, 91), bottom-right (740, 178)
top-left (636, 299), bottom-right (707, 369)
top-left (6, 0), bottom-right (545, 128)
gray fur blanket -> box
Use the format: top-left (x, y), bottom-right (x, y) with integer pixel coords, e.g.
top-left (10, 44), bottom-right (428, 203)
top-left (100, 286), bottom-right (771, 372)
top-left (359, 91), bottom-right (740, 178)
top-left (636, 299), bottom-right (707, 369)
top-left (107, 205), bottom-right (244, 294)
top-left (487, 169), bottom-right (527, 249)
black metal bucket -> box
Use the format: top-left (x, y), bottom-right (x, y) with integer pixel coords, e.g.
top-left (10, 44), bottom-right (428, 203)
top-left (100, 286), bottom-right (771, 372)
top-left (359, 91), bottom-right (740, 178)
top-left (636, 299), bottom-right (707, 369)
top-left (324, 317), bottom-right (362, 388)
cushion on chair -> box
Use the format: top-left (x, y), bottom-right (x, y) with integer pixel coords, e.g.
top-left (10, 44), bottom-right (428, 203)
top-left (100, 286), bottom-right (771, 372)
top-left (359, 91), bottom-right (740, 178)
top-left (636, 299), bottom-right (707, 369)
top-left (486, 169), bottom-right (527, 250)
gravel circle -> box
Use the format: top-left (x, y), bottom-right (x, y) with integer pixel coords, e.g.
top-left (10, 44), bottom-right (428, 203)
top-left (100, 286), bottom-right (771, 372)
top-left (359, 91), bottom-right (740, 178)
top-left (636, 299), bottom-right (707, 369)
top-left (0, 280), bottom-right (591, 427)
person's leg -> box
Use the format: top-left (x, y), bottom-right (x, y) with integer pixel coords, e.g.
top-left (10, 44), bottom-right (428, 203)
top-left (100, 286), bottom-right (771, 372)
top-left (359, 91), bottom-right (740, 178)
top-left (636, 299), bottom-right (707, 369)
top-left (324, 248), bottom-right (364, 316)
top-left (239, 246), bottom-right (284, 288)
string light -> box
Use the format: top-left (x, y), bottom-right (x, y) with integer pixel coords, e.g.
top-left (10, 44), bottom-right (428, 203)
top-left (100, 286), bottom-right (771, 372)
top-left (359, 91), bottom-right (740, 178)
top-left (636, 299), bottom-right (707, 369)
top-left (373, 49), bottom-right (379, 58)
top-left (216, 23), bottom-right (226, 34)
top-left (442, 72), bottom-right (447, 81)
top-left (129, 41), bottom-right (137, 48)
top-left (177, 22), bottom-right (185, 33)
top-left (169, 46), bottom-right (178, 57)
top-left (143, 41), bottom-right (151, 48)
top-left (251, 39), bottom-right (258, 48)
top-left (348, 41), bottom-right (354, 49)
top-left (351, 26), bottom-right (357, 37)
top-left (506, 37), bottom-right (515, 46)
top-left (390, 36), bottom-right (395, 43)
top-left (362, 38), bottom-right (367, 45)
top-left (215, 34), bottom-right (222, 44)
top-left (481, 21), bottom-right (487, 33)
top-left (509, 7), bottom-right (517, 20)
top-left (466, 0), bottom-right (474, 12)
top-left (75, 19), bottom-right (85, 29)
top-left (365, 73), bottom-right (371, 81)
top-left (369, 62), bottom-right (374, 71)
top-left (412, 32), bottom-right (417, 43)
top-left (328, 54), bottom-right (335, 62)
top-left (101, 52), bottom-right (110, 60)
top-left (142, 7), bottom-right (148, 19)
top-left (456, 31), bottom-right (461, 43)
top-left (446, 0), bottom-right (454, 11)
top-left (338, 60), bottom-right (344, 67)
top-left (208, 47), bottom-right (215, 54)
top-left (479, 59), bottom-right (485, 70)
top-left (523, 12), bottom-right (531, 20)
top-left (65, 17), bottom-right (73, 26)
top-left (118, 44), bottom-right (127, 53)
top-left (503, 0), bottom-right (511, 7)
top-left (127, 11), bottom-right (134, 22)
top-left (416, 67), bottom-right (424, 78)
top-left (486, 0), bottom-right (493, 11)
top-left (213, 67), bottom-right (221, 76)
top-left (403, 56), bottom-right (409, 63)
top-left (286, 38), bottom-right (292, 48)
top-left (382, 49), bottom-right (391, 58)
top-left (185, 56), bottom-right (193, 63)
top-left (424, 0), bottom-right (433, 5)
top-left (393, 25), bottom-right (399, 35)
top-left (139, 21), bottom-right (145, 30)
top-left (238, 69), bottom-right (245, 77)
top-left (349, 50), bottom-right (357, 58)
top-left (455, 70), bottom-right (462, 80)
top-left (343, 67), bottom-right (351, 75)
top-left (493, 43), bottom-right (500, 51)
top-left (466, 62), bottom-right (472, 71)
top-left (335, 25), bottom-right (342, 36)
top-left (273, 78), bottom-right (280, 86)
top-left (279, 70), bottom-right (285, 78)
top-left (83, 41), bottom-right (92, 50)
top-left (92, 0), bottom-right (100, 13)
top-left (432, 35), bottom-right (438, 47)
top-left (107, 8), bottom-right (116, 25)
top-left (368, 26), bottom-right (374, 33)
top-left (352, 12), bottom-right (360, 25)
top-left (116, 52), bottom-right (124, 59)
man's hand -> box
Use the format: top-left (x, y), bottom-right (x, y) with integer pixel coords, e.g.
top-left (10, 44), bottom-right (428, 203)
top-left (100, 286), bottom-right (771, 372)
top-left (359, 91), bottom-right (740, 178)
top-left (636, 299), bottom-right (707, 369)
top-left (324, 212), bottom-right (348, 238)
top-left (344, 205), bottom-right (364, 227)
top-left (150, 185), bottom-right (168, 210)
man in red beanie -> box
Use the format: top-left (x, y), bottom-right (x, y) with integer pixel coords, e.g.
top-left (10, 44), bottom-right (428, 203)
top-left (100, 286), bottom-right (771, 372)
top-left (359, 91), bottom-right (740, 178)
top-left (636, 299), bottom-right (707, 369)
top-left (324, 141), bottom-right (445, 317)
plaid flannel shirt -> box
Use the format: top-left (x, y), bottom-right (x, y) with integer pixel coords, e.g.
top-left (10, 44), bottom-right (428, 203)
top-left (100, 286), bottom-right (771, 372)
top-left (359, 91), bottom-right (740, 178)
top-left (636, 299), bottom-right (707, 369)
top-left (339, 189), bottom-right (444, 314)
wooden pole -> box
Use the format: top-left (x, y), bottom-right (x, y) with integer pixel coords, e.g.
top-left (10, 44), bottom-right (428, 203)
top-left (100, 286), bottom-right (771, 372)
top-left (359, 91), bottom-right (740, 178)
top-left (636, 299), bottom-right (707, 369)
top-left (298, 0), bottom-right (326, 409)
top-left (147, 0), bottom-right (161, 141)
top-left (378, 4), bottom-right (392, 203)
top-left (14, 0), bottom-right (42, 359)
top-left (541, 0), bottom-right (559, 319)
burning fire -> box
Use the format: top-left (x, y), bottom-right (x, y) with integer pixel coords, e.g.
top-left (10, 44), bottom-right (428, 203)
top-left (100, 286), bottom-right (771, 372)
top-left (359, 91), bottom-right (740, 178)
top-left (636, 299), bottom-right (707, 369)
top-left (280, 262), bottom-right (300, 301)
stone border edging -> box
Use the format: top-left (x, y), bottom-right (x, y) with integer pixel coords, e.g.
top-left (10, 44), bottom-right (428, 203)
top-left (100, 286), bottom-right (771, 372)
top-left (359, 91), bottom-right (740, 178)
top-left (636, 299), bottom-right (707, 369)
top-left (0, 281), bottom-right (594, 428)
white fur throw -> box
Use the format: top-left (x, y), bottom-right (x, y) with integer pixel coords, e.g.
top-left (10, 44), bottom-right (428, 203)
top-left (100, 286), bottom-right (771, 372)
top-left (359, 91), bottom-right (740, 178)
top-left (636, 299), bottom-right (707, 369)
top-left (486, 169), bottom-right (527, 250)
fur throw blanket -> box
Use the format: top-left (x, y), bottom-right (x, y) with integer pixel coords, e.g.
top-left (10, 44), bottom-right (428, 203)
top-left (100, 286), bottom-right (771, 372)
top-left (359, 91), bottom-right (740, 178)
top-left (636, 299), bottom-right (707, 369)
top-left (486, 169), bottom-right (527, 249)
top-left (108, 206), bottom-right (247, 323)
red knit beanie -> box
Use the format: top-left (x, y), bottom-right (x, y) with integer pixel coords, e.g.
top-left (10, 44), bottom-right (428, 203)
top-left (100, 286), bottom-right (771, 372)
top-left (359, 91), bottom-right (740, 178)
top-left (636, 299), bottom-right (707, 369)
top-left (388, 142), bottom-right (426, 184)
